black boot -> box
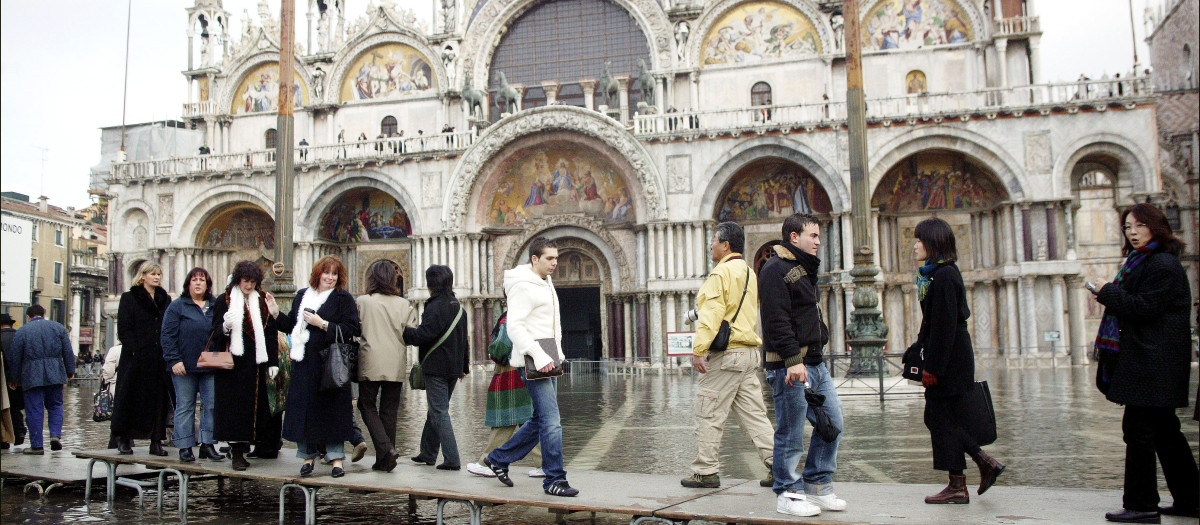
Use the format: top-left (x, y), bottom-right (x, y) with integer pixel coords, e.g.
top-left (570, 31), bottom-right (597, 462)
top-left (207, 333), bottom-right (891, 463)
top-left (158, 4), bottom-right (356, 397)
top-left (149, 439), bottom-right (169, 457)
top-left (231, 444), bottom-right (250, 471)
top-left (117, 438), bottom-right (133, 455)
top-left (198, 443), bottom-right (224, 461)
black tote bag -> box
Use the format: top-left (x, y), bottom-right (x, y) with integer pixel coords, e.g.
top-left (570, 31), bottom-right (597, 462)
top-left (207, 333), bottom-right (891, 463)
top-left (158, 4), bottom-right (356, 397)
top-left (960, 380), bottom-right (997, 447)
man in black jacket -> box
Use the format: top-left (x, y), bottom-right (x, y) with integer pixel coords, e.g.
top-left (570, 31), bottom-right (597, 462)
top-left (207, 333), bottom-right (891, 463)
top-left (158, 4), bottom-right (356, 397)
top-left (758, 213), bottom-right (845, 518)
top-left (1, 313), bottom-right (25, 449)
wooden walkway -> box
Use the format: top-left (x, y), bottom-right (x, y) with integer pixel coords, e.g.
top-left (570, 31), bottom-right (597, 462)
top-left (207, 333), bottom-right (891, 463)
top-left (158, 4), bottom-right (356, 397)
top-left (0, 449), bottom-right (157, 498)
top-left (4, 449), bottom-right (1160, 525)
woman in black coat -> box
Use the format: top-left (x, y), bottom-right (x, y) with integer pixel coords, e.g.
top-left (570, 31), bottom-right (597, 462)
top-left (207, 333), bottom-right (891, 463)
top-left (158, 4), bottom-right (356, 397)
top-left (268, 255), bottom-right (360, 478)
top-left (112, 262), bottom-right (174, 456)
top-left (404, 265), bottom-right (470, 470)
top-left (1094, 203), bottom-right (1197, 523)
top-left (211, 261), bottom-right (280, 471)
top-left (908, 218), bottom-right (1005, 505)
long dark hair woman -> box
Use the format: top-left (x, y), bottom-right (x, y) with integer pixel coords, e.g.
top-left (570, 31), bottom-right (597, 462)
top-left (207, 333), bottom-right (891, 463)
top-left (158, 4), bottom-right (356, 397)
top-left (404, 265), bottom-right (470, 470)
top-left (908, 217), bottom-right (1005, 505)
top-left (112, 262), bottom-right (173, 456)
top-left (161, 267), bottom-right (223, 463)
top-left (211, 261), bottom-right (280, 471)
top-left (1094, 203), bottom-right (1197, 523)
top-left (267, 255), bottom-right (360, 478)
top-left (355, 260), bottom-right (417, 473)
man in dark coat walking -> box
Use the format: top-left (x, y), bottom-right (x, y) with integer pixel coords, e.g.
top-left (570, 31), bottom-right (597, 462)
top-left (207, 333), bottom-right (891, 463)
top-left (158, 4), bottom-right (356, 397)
top-left (1, 313), bottom-right (26, 449)
top-left (7, 305), bottom-right (75, 454)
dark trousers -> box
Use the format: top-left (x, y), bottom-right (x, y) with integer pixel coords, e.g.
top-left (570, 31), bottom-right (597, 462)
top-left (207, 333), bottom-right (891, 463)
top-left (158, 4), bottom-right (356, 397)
top-left (357, 380), bottom-right (402, 455)
top-left (1121, 406), bottom-right (1199, 511)
top-left (924, 394), bottom-right (981, 471)
top-left (255, 411), bottom-right (284, 453)
top-left (417, 375), bottom-right (460, 467)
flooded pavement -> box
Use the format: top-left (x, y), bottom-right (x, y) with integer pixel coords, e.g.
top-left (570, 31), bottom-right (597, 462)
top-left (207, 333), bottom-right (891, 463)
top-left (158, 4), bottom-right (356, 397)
top-left (2, 365), bottom-right (1197, 524)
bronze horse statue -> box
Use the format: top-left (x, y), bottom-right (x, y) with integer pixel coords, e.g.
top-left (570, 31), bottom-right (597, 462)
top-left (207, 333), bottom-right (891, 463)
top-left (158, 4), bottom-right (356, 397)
top-left (462, 73), bottom-right (486, 120)
top-left (637, 59), bottom-right (655, 107)
top-left (495, 71), bottom-right (520, 114)
top-left (598, 61), bottom-right (619, 108)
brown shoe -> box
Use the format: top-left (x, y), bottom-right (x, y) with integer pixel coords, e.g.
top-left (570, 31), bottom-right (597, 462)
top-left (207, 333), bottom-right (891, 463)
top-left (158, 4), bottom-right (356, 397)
top-left (970, 450), bottom-right (1006, 495)
top-left (924, 475), bottom-right (969, 504)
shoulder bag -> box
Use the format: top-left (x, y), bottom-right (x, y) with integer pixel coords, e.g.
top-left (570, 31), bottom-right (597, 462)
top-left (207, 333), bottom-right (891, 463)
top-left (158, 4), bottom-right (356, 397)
top-left (196, 332), bottom-right (234, 370)
top-left (708, 266), bottom-right (750, 354)
top-left (319, 324), bottom-right (359, 391)
top-left (960, 380), bottom-right (997, 446)
top-left (92, 380), bottom-right (114, 422)
top-left (409, 306), bottom-right (464, 390)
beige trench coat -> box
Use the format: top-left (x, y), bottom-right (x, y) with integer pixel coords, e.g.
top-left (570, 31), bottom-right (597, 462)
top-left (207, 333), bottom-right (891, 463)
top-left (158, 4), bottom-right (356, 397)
top-left (355, 294), bottom-right (418, 382)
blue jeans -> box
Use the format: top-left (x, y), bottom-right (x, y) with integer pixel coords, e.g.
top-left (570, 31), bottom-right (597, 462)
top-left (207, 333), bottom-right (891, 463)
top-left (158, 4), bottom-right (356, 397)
top-left (417, 374), bottom-right (461, 466)
top-left (171, 372), bottom-right (216, 448)
top-left (766, 362), bottom-right (843, 496)
top-left (23, 385), bottom-right (64, 449)
top-left (486, 368), bottom-right (565, 489)
top-left (297, 441), bottom-right (345, 461)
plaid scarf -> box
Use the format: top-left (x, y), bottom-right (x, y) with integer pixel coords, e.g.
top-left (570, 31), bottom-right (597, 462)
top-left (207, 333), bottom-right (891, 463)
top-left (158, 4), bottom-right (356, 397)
top-left (1094, 241), bottom-right (1157, 386)
top-left (916, 258), bottom-right (950, 301)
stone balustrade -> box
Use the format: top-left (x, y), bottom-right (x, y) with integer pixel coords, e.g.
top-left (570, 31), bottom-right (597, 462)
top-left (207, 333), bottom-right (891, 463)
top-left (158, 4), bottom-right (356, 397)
top-left (633, 76), bottom-right (1153, 137)
top-left (182, 101), bottom-right (216, 118)
top-left (993, 15), bottom-right (1041, 37)
top-left (108, 130), bottom-right (477, 183)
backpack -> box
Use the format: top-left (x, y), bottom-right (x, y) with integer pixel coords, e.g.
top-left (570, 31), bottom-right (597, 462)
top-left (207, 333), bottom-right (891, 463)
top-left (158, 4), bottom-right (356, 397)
top-left (487, 312), bottom-right (512, 363)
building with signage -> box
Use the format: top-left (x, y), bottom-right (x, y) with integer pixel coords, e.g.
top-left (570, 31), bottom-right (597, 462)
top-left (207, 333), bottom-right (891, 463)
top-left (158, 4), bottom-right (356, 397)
top-left (95, 0), bottom-right (1196, 367)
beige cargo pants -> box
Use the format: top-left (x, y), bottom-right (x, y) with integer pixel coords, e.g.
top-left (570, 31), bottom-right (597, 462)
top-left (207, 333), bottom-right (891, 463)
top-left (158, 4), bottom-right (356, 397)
top-left (691, 347), bottom-right (775, 475)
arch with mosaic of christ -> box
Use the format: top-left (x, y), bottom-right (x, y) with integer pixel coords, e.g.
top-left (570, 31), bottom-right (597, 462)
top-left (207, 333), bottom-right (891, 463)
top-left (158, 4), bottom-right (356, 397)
top-left (317, 188), bottom-right (414, 244)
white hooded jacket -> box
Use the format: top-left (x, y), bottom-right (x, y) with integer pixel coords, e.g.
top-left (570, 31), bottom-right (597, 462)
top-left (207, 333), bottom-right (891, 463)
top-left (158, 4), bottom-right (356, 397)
top-left (502, 264), bottom-right (563, 370)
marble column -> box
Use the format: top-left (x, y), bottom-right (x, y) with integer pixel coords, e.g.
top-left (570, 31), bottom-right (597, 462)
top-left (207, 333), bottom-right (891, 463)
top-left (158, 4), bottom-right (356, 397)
top-left (665, 224), bottom-right (676, 280)
top-left (1066, 275), bottom-right (1088, 364)
top-left (623, 298), bottom-right (634, 363)
top-left (541, 80), bottom-right (561, 105)
top-left (841, 214), bottom-right (854, 272)
top-left (579, 79), bottom-right (596, 111)
top-left (995, 37), bottom-right (1009, 88)
top-left (1002, 207), bottom-right (1016, 264)
top-left (1028, 35), bottom-right (1042, 85)
top-left (615, 76), bottom-right (631, 124)
top-left (965, 282), bottom-right (977, 341)
top-left (664, 291), bottom-right (677, 333)
top-left (635, 295), bottom-right (649, 360)
top-left (1019, 275), bottom-right (1038, 355)
top-left (688, 71), bottom-right (699, 110)
top-left (901, 285), bottom-right (915, 345)
top-left (1003, 277), bottom-right (1019, 355)
top-left (1050, 275), bottom-right (1066, 356)
top-left (649, 292), bottom-right (663, 364)
top-left (828, 285), bottom-right (844, 354)
top-left (1020, 204), bottom-right (1032, 262)
top-left (1046, 205), bottom-right (1058, 260)
top-left (684, 223), bottom-right (695, 278)
top-left (1065, 203), bottom-right (1079, 260)
top-left (656, 75), bottom-right (667, 114)
top-left (647, 225), bottom-right (658, 280)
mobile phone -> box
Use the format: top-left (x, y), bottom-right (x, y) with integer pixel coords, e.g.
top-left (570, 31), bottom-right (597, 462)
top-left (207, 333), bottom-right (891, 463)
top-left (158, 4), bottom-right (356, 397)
top-left (1084, 281), bottom-right (1098, 295)
top-left (303, 308), bottom-right (316, 314)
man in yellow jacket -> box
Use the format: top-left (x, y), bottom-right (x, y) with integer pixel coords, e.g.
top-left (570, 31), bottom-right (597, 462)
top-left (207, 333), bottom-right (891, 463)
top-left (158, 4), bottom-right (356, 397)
top-left (682, 221), bottom-right (775, 488)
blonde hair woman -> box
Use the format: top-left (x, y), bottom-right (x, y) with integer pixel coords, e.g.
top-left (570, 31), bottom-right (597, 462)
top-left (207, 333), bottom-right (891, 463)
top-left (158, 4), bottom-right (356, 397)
top-left (111, 262), bottom-right (173, 456)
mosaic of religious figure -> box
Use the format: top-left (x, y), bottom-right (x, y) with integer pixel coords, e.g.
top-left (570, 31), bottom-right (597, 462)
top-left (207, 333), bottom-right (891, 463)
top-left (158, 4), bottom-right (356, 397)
top-left (862, 0), bottom-right (972, 51)
top-left (906, 70), bottom-right (927, 93)
top-left (716, 158), bottom-right (832, 222)
top-left (872, 151), bottom-right (1005, 213)
top-left (319, 189), bottom-right (412, 243)
top-left (485, 146), bottom-right (634, 227)
top-left (198, 206), bottom-right (276, 249)
top-left (701, 1), bottom-right (821, 66)
top-left (340, 44), bottom-right (436, 102)
top-left (232, 63), bottom-right (308, 114)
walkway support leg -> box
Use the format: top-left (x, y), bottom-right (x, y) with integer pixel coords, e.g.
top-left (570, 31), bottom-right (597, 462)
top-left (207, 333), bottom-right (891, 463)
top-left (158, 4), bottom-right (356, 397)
top-left (157, 468), bottom-right (190, 519)
top-left (436, 498), bottom-right (484, 525)
top-left (280, 483), bottom-right (318, 525)
top-left (85, 458), bottom-right (117, 504)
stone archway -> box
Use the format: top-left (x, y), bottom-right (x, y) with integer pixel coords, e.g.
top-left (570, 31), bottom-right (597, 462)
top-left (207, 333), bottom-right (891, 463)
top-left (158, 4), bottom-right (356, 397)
top-left (446, 106), bottom-right (667, 230)
top-left (500, 216), bottom-right (633, 291)
top-left (695, 138), bottom-right (849, 219)
top-left (869, 127), bottom-right (1028, 201)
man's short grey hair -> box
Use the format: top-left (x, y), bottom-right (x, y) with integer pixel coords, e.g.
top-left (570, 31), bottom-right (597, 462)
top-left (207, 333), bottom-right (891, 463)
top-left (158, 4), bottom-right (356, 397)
top-left (714, 221), bottom-right (745, 254)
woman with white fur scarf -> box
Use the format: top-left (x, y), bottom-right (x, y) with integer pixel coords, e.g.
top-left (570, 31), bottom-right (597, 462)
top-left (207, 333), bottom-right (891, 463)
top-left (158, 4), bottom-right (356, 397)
top-left (210, 261), bottom-right (280, 471)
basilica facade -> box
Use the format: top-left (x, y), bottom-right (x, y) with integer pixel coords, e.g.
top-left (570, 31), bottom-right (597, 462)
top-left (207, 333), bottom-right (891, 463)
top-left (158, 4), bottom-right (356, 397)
top-left (96, 0), bottom-right (1197, 368)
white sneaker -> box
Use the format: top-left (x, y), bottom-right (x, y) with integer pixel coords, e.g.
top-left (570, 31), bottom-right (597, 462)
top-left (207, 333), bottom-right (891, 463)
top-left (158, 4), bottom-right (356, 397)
top-left (466, 462), bottom-right (496, 478)
top-left (528, 467), bottom-right (546, 477)
top-left (807, 493), bottom-right (847, 511)
top-left (776, 491), bottom-right (821, 517)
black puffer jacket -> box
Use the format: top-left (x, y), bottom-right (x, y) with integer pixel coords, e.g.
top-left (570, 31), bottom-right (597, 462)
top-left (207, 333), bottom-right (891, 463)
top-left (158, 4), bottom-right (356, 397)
top-left (1096, 247), bottom-right (1192, 408)
top-left (759, 243), bottom-right (828, 370)
top-left (404, 292), bottom-right (470, 378)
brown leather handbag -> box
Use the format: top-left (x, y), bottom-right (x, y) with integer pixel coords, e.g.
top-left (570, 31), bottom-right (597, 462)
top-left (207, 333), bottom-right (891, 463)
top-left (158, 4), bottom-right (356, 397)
top-left (195, 333), bottom-right (234, 370)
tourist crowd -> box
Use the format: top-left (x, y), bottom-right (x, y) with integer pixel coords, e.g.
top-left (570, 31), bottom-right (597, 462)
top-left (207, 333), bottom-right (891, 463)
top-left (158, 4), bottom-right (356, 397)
top-left (1, 204), bottom-right (1195, 522)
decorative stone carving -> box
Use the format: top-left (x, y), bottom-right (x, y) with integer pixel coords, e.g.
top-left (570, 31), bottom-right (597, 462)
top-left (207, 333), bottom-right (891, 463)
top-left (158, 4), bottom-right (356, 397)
top-left (441, 42), bottom-right (458, 87)
top-left (499, 214), bottom-right (635, 291)
top-left (422, 172), bottom-right (443, 208)
top-left (667, 155), bottom-right (691, 194)
top-left (441, 0), bottom-right (457, 33)
top-left (1025, 131), bottom-right (1052, 174)
top-left (158, 194), bottom-right (174, 225)
top-left (443, 106), bottom-right (667, 229)
top-left (674, 21), bottom-right (690, 64)
top-left (310, 66), bottom-right (326, 102)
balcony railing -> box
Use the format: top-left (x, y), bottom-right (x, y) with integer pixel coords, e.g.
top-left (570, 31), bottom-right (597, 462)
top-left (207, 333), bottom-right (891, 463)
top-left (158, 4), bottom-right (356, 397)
top-left (633, 76), bottom-right (1153, 136)
top-left (109, 130), bottom-right (477, 183)
top-left (72, 252), bottom-right (108, 272)
top-left (182, 101), bottom-right (216, 118)
top-left (993, 15), bottom-right (1041, 37)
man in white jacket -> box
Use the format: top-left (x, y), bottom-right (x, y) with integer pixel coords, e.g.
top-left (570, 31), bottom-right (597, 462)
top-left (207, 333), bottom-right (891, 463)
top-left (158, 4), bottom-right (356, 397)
top-left (479, 237), bottom-right (579, 497)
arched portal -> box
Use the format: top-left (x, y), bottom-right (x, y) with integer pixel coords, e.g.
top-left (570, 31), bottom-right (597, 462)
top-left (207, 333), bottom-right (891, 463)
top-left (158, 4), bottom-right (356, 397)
top-left (713, 157), bottom-right (834, 222)
top-left (196, 204), bottom-right (275, 262)
top-left (315, 187), bottom-right (415, 293)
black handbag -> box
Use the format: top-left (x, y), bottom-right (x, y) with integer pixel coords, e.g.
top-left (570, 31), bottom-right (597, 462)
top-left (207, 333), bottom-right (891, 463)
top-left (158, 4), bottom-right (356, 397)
top-left (960, 380), bottom-right (997, 446)
top-left (319, 325), bottom-right (358, 391)
top-left (901, 343), bottom-right (925, 381)
top-left (524, 339), bottom-right (564, 380)
top-left (709, 267), bottom-right (750, 354)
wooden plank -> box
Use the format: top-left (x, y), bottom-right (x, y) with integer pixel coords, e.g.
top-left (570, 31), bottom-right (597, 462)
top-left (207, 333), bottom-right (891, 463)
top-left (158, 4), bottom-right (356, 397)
top-left (1, 449), bottom-right (156, 484)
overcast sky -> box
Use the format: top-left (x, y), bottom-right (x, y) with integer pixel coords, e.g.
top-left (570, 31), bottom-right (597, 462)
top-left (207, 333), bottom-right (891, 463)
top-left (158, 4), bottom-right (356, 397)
top-left (0, 0), bottom-right (1156, 210)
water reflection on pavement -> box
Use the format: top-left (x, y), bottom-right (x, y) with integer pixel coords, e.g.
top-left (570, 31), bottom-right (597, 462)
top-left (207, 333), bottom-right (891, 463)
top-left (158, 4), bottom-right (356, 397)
top-left (2, 366), bottom-right (1196, 524)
